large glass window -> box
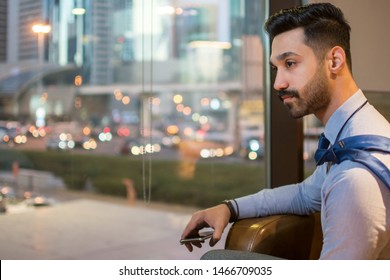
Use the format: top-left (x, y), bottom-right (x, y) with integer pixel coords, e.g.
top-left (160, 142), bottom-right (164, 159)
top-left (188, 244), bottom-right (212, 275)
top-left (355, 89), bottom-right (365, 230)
top-left (1, 0), bottom-right (268, 209)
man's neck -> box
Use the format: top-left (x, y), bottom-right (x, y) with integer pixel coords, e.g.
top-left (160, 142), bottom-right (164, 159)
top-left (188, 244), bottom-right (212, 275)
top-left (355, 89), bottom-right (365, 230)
top-left (316, 79), bottom-right (359, 125)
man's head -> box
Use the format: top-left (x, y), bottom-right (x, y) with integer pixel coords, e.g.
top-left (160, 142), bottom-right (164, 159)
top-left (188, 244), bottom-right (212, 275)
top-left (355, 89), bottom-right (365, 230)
top-left (266, 3), bottom-right (356, 123)
top-left (265, 3), bottom-right (352, 71)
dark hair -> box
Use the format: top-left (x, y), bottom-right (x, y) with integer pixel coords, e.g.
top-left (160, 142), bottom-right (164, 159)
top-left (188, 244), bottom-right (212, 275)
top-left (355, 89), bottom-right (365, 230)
top-left (265, 3), bottom-right (352, 71)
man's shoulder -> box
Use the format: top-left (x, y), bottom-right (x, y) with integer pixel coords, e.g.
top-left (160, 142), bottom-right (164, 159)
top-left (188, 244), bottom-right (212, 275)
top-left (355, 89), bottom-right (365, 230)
top-left (348, 103), bottom-right (390, 137)
top-left (325, 156), bottom-right (389, 191)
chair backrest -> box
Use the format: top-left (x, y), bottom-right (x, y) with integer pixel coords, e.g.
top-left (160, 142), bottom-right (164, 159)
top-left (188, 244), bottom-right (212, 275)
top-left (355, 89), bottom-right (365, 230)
top-left (225, 213), bottom-right (323, 260)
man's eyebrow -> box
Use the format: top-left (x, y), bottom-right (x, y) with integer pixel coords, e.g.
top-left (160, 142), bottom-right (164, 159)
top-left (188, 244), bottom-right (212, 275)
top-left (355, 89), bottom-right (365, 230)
top-left (276, 51), bottom-right (299, 61)
top-left (270, 51), bottom-right (301, 67)
top-left (271, 51), bottom-right (300, 63)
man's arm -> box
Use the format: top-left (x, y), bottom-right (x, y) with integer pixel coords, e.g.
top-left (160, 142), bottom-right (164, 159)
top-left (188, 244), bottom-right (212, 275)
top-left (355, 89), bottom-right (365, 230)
top-left (235, 167), bottom-right (324, 219)
top-left (180, 166), bottom-right (324, 251)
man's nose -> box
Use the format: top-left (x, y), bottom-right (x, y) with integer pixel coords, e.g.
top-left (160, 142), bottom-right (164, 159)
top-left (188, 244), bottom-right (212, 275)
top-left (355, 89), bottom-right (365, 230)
top-left (273, 72), bottom-right (289, 91)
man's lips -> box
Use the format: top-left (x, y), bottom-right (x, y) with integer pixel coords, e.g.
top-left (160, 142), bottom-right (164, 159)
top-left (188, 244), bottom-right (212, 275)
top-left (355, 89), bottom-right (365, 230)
top-left (280, 94), bottom-right (293, 100)
top-left (278, 90), bottom-right (298, 101)
top-left (278, 93), bottom-right (293, 101)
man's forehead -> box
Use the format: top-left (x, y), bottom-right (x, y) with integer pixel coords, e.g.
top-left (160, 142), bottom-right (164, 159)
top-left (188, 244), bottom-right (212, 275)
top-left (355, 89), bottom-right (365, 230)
top-left (270, 28), bottom-right (308, 62)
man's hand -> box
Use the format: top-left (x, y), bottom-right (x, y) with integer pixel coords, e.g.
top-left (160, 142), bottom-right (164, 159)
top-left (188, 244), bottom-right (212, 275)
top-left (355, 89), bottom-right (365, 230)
top-left (180, 203), bottom-right (231, 252)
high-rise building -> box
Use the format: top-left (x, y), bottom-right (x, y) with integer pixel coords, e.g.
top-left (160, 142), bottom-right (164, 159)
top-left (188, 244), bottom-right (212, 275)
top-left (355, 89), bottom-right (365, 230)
top-left (85, 0), bottom-right (113, 85)
top-left (54, 0), bottom-right (113, 85)
top-left (6, 0), bottom-right (114, 85)
top-left (0, 0), bottom-right (7, 62)
top-left (18, 0), bottom-right (49, 62)
top-left (0, 0), bottom-right (265, 122)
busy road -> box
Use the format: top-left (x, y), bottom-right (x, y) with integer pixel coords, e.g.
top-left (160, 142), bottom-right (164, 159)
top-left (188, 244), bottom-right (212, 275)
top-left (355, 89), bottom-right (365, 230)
top-left (8, 134), bottom-right (183, 160)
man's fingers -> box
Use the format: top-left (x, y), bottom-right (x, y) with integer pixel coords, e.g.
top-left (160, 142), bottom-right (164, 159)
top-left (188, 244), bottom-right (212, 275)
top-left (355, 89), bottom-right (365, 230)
top-left (184, 243), bottom-right (193, 252)
top-left (209, 229), bottom-right (222, 247)
top-left (181, 211), bottom-right (206, 240)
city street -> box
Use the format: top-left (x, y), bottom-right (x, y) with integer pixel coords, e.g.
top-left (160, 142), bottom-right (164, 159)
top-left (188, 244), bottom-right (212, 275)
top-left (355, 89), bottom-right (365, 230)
top-left (9, 133), bottom-right (260, 164)
top-left (10, 134), bottom-right (181, 160)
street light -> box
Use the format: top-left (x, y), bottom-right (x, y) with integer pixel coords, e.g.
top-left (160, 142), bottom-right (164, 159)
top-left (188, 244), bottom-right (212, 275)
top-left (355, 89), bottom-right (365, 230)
top-left (32, 24), bottom-right (51, 33)
top-left (32, 23), bottom-right (51, 64)
top-left (72, 8), bottom-right (86, 15)
top-left (72, 8), bottom-right (86, 66)
top-left (32, 23), bottom-right (51, 128)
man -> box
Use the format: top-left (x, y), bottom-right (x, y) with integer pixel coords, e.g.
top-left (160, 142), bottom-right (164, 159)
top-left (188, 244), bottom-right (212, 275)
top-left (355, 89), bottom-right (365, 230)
top-left (181, 3), bottom-right (390, 259)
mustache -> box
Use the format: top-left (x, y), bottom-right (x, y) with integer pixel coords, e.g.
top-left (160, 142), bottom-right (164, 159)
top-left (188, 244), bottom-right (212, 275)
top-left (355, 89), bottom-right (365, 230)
top-left (277, 90), bottom-right (299, 99)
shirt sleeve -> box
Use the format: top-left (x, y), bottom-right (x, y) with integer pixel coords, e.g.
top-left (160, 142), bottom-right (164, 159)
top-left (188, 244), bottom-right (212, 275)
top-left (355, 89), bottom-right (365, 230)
top-left (234, 166), bottom-right (324, 219)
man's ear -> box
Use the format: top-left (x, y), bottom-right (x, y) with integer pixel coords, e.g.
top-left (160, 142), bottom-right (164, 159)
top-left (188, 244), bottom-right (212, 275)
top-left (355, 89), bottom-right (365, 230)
top-left (327, 46), bottom-right (346, 73)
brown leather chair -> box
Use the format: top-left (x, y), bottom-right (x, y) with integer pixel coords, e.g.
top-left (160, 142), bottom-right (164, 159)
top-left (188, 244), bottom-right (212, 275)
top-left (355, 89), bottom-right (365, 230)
top-left (225, 212), bottom-right (323, 260)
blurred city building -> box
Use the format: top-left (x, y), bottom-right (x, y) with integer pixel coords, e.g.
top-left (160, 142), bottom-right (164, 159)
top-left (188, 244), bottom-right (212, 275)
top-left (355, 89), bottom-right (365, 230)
top-left (0, 0), bottom-right (266, 154)
top-left (0, 0), bottom-right (7, 62)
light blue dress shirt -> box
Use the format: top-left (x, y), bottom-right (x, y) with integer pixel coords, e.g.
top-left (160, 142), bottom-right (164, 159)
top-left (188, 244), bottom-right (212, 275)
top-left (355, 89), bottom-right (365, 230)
top-left (234, 90), bottom-right (390, 259)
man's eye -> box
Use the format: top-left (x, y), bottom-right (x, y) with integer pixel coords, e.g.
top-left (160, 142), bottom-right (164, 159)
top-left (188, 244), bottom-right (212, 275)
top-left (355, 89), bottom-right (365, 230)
top-left (286, 61), bottom-right (295, 68)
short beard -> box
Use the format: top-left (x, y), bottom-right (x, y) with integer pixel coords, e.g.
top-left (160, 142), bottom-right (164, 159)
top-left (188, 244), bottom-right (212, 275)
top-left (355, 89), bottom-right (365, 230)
top-left (279, 64), bottom-right (331, 119)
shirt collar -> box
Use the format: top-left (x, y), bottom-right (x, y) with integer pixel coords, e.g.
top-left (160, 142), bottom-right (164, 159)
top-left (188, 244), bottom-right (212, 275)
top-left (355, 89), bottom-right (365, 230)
top-left (324, 89), bottom-right (367, 144)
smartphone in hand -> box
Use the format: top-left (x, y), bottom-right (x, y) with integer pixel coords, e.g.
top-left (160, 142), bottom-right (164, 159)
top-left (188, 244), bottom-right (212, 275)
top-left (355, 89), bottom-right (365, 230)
top-left (180, 231), bottom-right (214, 244)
